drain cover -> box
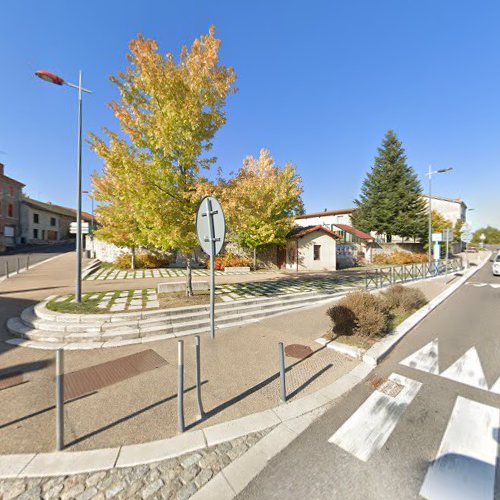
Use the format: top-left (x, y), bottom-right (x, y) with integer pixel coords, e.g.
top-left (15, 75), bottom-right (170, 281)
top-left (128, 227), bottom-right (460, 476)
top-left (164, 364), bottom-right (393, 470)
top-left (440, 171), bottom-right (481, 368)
top-left (368, 375), bottom-right (403, 398)
top-left (285, 344), bottom-right (313, 359)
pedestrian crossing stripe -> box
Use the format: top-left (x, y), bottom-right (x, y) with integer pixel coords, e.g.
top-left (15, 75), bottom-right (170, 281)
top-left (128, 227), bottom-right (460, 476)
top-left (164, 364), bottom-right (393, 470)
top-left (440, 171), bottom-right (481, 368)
top-left (467, 282), bottom-right (500, 289)
top-left (400, 340), bottom-right (497, 393)
top-left (420, 396), bottom-right (499, 500)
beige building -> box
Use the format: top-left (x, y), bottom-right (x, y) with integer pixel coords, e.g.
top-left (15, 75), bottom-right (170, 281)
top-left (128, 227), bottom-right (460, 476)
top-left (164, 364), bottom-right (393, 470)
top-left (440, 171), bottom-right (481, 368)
top-left (295, 208), bottom-right (357, 228)
top-left (421, 195), bottom-right (467, 225)
top-left (286, 225), bottom-right (339, 271)
top-left (21, 197), bottom-right (92, 244)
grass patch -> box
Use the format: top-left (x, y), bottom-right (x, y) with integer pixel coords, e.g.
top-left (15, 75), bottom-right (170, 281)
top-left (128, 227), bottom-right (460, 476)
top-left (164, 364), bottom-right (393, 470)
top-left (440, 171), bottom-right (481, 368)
top-left (46, 292), bottom-right (110, 314)
top-left (158, 290), bottom-right (222, 309)
top-left (323, 333), bottom-right (377, 350)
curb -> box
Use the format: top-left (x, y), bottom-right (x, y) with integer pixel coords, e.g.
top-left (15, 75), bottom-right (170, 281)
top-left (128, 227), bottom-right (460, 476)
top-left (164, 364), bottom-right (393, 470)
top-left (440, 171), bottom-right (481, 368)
top-left (0, 363), bottom-right (372, 479)
top-left (362, 252), bottom-right (491, 366)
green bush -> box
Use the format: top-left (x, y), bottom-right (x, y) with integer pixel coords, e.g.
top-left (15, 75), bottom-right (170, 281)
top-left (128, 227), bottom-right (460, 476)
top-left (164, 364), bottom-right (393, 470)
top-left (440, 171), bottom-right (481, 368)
top-left (113, 253), bottom-right (169, 270)
top-left (381, 284), bottom-right (427, 314)
top-left (327, 290), bottom-right (388, 338)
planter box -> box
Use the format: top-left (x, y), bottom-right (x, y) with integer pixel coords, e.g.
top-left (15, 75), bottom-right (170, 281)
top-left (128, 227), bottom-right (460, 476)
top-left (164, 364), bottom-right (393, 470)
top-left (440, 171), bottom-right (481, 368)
top-left (158, 280), bottom-right (209, 294)
top-left (224, 266), bottom-right (251, 274)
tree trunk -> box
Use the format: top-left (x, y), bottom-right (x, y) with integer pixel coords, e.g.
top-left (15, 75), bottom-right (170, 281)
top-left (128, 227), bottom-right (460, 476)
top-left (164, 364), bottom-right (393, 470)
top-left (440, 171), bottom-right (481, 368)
top-left (186, 256), bottom-right (193, 297)
top-left (131, 247), bottom-right (136, 271)
top-left (253, 248), bottom-right (257, 271)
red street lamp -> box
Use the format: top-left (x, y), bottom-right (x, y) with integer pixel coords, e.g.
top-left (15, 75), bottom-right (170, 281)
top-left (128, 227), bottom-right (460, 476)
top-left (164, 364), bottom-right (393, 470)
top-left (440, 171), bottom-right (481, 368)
top-left (35, 69), bottom-right (92, 302)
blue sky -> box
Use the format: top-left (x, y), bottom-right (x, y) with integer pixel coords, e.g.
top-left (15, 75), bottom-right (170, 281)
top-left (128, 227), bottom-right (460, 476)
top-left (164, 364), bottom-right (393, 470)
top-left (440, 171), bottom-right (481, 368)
top-left (1, 0), bottom-right (499, 228)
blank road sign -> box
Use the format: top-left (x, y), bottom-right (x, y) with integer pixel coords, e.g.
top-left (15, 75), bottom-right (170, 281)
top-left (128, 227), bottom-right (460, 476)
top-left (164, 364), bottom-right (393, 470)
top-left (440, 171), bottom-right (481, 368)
top-left (196, 197), bottom-right (225, 256)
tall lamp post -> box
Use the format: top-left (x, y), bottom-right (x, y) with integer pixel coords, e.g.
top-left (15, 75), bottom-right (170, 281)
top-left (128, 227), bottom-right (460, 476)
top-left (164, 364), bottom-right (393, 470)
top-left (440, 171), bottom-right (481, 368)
top-left (35, 70), bottom-right (92, 302)
top-left (425, 165), bottom-right (453, 264)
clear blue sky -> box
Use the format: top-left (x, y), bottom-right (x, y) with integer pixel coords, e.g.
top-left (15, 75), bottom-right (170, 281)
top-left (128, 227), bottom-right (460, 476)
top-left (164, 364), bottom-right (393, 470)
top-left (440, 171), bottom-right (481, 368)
top-left (1, 0), bottom-right (499, 228)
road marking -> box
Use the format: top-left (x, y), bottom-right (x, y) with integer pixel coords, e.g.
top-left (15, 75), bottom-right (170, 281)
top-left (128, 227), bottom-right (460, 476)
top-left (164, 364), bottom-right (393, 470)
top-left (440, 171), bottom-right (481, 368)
top-left (467, 282), bottom-right (500, 289)
top-left (328, 373), bottom-right (421, 461)
top-left (400, 339), bottom-right (439, 374)
top-left (489, 376), bottom-right (500, 394)
top-left (420, 396), bottom-right (499, 500)
top-left (440, 347), bottom-right (488, 391)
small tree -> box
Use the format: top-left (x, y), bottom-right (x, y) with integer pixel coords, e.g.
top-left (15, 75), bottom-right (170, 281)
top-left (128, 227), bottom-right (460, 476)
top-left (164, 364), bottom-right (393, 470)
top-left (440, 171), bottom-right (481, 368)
top-left (221, 149), bottom-right (303, 269)
top-left (351, 130), bottom-right (427, 242)
top-left (472, 226), bottom-right (500, 244)
top-left (90, 27), bottom-right (237, 295)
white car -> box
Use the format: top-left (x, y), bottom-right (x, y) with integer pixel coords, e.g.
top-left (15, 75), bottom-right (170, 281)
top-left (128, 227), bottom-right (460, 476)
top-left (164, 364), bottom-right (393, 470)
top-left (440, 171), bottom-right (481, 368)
top-left (493, 253), bottom-right (500, 276)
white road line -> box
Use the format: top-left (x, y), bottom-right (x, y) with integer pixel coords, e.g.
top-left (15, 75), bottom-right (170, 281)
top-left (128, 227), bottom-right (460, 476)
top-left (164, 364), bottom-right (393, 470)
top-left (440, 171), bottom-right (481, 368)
top-left (328, 373), bottom-right (422, 462)
top-left (440, 347), bottom-right (488, 391)
top-left (420, 396), bottom-right (499, 500)
top-left (489, 376), bottom-right (500, 394)
top-left (400, 339), bottom-right (439, 374)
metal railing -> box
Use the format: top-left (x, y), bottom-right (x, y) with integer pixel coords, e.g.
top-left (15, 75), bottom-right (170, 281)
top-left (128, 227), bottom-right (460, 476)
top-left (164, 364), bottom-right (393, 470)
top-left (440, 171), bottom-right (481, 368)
top-left (364, 257), bottom-right (463, 290)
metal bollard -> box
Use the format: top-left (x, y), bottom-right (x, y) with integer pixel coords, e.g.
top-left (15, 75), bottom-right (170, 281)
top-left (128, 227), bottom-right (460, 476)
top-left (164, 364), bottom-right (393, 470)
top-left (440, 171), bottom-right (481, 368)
top-left (26, 255), bottom-right (30, 270)
top-left (279, 342), bottom-right (287, 402)
top-left (56, 349), bottom-right (64, 451)
top-left (178, 340), bottom-right (185, 433)
top-left (195, 336), bottom-right (204, 419)
top-left (5, 261), bottom-right (8, 279)
top-left (17, 257), bottom-right (20, 274)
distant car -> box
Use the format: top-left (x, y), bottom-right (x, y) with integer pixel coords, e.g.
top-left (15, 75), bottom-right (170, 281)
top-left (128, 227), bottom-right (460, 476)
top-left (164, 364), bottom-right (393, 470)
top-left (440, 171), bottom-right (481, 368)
top-left (493, 253), bottom-right (500, 276)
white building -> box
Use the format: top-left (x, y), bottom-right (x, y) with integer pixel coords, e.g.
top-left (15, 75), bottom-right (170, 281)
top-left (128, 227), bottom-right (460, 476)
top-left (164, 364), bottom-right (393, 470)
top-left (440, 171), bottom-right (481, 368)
top-left (286, 225), bottom-right (339, 271)
top-left (421, 195), bottom-right (467, 225)
top-left (295, 208), bottom-right (356, 228)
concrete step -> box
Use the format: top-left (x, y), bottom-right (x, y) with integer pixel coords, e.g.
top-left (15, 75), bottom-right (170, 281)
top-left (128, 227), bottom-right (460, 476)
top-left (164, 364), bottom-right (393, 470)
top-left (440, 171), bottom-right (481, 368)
top-left (7, 292), bottom-right (339, 344)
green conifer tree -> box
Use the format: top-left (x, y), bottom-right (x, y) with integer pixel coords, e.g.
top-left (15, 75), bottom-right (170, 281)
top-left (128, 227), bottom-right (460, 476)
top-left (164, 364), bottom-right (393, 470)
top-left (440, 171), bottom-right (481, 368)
top-left (351, 130), bottom-right (427, 242)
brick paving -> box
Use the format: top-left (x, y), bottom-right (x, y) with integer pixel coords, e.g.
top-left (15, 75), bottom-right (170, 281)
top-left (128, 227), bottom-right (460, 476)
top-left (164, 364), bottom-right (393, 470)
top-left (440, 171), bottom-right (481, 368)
top-left (85, 267), bottom-right (245, 281)
top-left (0, 430), bottom-right (271, 500)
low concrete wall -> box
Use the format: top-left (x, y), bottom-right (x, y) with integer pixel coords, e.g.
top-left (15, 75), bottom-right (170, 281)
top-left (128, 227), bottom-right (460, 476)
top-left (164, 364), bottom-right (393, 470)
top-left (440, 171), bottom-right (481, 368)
top-left (158, 281), bottom-right (208, 293)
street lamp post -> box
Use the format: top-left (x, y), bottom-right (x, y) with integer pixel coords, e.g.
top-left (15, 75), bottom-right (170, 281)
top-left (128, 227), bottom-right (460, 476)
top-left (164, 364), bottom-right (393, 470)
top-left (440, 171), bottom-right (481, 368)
top-left (425, 165), bottom-right (453, 265)
top-left (35, 70), bottom-right (92, 303)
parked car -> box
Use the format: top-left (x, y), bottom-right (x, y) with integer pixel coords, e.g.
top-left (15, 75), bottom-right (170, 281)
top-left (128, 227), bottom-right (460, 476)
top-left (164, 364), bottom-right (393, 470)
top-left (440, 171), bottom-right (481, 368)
top-left (493, 253), bottom-right (500, 276)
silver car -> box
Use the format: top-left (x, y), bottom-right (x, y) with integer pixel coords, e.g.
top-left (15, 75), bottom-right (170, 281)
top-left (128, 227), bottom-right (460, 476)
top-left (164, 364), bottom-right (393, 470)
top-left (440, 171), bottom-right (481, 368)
top-left (493, 253), bottom-right (500, 276)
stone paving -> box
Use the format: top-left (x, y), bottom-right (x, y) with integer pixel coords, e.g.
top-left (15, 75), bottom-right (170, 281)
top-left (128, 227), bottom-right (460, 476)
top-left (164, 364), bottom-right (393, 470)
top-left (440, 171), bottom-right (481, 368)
top-left (85, 267), bottom-right (244, 281)
top-left (0, 430), bottom-right (271, 499)
top-left (53, 274), bottom-right (363, 313)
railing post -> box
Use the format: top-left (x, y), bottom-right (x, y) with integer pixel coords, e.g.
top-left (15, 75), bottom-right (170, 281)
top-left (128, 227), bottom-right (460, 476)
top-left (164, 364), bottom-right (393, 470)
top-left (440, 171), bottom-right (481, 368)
top-left (56, 349), bottom-right (64, 451)
top-left (195, 336), bottom-right (204, 419)
top-left (279, 342), bottom-right (287, 402)
top-left (365, 270), bottom-right (368, 289)
top-left (177, 340), bottom-right (185, 433)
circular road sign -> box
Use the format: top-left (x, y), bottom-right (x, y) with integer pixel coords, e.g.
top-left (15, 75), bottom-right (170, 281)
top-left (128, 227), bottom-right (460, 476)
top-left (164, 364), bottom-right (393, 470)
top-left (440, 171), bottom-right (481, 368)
top-left (196, 196), bottom-right (226, 256)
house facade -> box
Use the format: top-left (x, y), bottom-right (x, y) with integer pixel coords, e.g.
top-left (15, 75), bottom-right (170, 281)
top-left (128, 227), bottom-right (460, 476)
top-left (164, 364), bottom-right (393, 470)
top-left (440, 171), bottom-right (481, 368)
top-left (295, 208), bottom-right (357, 229)
top-left (286, 225), bottom-right (339, 271)
top-left (20, 197), bottom-right (92, 244)
top-left (0, 163), bottom-right (25, 251)
top-left (421, 195), bottom-right (467, 225)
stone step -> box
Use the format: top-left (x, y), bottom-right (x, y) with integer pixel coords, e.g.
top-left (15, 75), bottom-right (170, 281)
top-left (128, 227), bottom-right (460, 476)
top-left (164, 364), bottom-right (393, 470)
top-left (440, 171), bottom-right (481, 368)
top-left (23, 291), bottom-right (341, 333)
top-left (7, 294), bottom-right (339, 344)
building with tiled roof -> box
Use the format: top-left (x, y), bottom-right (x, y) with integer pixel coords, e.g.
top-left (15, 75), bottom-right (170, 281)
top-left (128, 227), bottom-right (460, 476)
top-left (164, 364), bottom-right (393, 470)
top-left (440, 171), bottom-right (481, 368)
top-left (0, 163), bottom-right (25, 250)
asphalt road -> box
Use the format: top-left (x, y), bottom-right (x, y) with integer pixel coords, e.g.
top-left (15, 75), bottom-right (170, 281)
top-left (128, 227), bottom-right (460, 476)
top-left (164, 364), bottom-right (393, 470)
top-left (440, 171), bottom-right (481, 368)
top-left (0, 242), bottom-right (75, 277)
top-left (239, 258), bottom-right (500, 499)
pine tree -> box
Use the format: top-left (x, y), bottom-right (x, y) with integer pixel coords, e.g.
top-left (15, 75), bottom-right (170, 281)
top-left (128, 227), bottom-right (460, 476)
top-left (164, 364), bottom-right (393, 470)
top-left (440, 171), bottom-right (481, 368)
top-left (351, 130), bottom-right (427, 242)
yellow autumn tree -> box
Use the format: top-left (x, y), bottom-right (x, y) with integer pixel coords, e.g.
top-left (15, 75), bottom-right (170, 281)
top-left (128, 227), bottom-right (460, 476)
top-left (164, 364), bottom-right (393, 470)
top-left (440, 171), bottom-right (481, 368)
top-left (221, 149), bottom-right (304, 269)
top-left (90, 27), bottom-right (237, 294)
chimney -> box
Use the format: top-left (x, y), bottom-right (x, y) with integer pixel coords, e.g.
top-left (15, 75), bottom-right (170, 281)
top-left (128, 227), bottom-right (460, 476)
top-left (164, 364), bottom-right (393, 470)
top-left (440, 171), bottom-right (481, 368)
top-left (0, 163), bottom-right (4, 175)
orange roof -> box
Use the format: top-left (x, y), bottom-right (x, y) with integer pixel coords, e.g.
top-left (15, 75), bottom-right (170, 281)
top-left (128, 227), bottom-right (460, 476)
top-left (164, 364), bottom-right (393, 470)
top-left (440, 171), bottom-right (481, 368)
top-left (288, 225), bottom-right (341, 239)
top-left (332, 223), bottom-right (373, 241)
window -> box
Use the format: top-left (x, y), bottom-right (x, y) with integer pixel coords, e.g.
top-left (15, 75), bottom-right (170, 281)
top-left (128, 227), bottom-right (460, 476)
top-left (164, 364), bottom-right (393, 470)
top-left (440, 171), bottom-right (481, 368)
top-left (7, 203), bottom-right (13, 217)
top-left (33, 229), bottom-right (38, 239)
top-left (313, 244), bottom-right (321, 261)
top-left (33, 213), bottom-right (39, 224)
top-left (50, 217), bottom-right (56, 226)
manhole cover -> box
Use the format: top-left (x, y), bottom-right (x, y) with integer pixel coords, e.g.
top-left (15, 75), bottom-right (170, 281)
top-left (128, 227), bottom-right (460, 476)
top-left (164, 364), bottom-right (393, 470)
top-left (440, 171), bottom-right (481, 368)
top-left (368, 375), bottom-right (403, 398)
top-left (285, 344), bottom-right (313, 359)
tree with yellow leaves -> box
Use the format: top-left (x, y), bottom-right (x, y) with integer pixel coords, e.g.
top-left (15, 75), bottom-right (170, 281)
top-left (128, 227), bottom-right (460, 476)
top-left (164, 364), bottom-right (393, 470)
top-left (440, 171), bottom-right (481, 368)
top-left (90, 27), bottom-right (237, 295)
top-left (221, 149), bottom-right (303, 269)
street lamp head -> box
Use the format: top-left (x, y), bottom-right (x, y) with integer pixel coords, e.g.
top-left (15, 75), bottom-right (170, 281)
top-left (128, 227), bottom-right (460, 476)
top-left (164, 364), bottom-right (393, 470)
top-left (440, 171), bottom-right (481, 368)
top-left (35, 70), bottom-right (65, 86)
top-left (437, 167), bottom-right (453, 174)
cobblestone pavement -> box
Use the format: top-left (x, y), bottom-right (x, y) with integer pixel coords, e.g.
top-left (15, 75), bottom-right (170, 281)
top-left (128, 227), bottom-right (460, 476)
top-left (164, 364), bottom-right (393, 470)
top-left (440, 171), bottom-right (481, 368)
top-left (52, 275), bottom-right (364, 313)
top-left (0, 430), bottom-right (271, 500)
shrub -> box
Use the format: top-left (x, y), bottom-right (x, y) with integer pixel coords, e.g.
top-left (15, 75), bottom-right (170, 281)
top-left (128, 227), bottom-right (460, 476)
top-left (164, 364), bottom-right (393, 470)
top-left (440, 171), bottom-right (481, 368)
top-left (381, 284), bottom-right (427, 314)
top-left (209, 253), bottom-right (253, 271)
top-left (113, 253), bottom-right (169, 270)
top-left (327, 290), bottom-right (389, 338)
top-left (373, 251), bottom-right (428, 265)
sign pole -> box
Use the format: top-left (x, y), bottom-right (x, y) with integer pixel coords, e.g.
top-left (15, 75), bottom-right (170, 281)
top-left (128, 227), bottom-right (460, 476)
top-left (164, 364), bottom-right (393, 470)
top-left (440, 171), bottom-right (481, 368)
top-left (206, 198), bottom-right (217, 340)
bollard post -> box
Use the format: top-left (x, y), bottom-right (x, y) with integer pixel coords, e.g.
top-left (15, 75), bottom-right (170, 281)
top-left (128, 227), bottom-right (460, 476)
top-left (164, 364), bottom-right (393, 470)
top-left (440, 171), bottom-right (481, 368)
top-left (56, 349), bottom-right (64, 451)
top-left (279, 342), bottom-right (287, 402)
top-left (5, 261), bottom-right (8, 279)
top-left (17, 257), bottom-right (20, 274)
top-left (195, 336), bottom-right (204, 419)
top-left (26, 255), bottom-right (30, 270)
top-left (177, 340), bottom-right (185, 433)
top-left (365, 270), bottom-right (368, 289)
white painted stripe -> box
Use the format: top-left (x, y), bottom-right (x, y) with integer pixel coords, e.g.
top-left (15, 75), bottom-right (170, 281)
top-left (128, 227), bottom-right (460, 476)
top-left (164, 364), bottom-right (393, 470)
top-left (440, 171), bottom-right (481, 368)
top-left (489, 376), bottom-right (500, 394)
top-left (400, 339), bottom-right (439, 374)
top-left (491, 284), bottom-right (500, 289)
top-left (328, 373), bottom-right (422, 461)
top-left (420, 397), bottom-right (499, 500)
top-left (440, 347), bottom-right (488, 390)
